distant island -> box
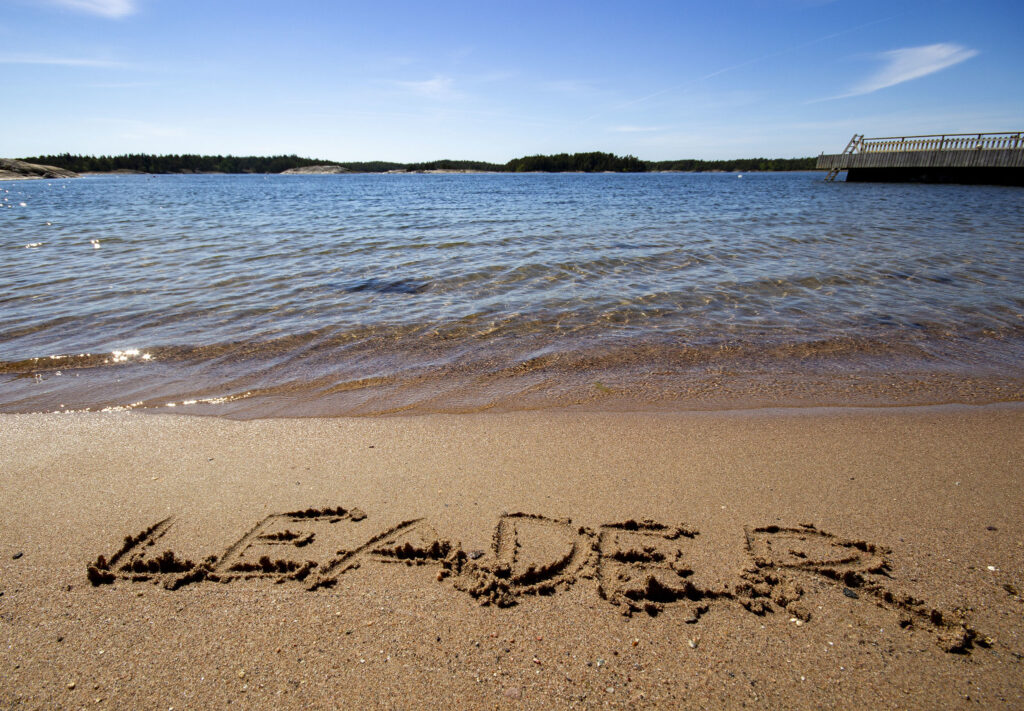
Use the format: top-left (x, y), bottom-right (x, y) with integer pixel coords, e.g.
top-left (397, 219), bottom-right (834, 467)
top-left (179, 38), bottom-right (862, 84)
top-left (17, 152), bottom-right (818, 176)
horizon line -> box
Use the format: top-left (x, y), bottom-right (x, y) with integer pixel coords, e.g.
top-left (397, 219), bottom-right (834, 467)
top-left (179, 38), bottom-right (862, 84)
top-left (15, 150), bottom-right (821, 164)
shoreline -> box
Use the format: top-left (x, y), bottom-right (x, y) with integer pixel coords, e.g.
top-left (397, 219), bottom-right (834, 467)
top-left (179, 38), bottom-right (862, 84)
top-left (0, 158), bottom-right (78, 181)
top-left (2, 403), bottom-right (1022, 708)
top-left (4, 360), bottom-right (1020, 418)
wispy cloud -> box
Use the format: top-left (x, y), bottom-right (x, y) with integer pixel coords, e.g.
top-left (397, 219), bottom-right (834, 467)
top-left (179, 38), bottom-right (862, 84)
top-left (580, 13), bottom-right (901, 123)
top-left (46, 0), bottom-right (139, 18)
top-left (394, 75), bottom-right (460, 100)
top-left (0, 54), bottom-right (127, 68)
top-left (85, 81), bottom-right (157, 88)
top-left (611, 125), bottom-right (666, 133)
top-left (790, 107), bottom-right (1023, 136)
top-left (832, 43), bottom-right (978, 100)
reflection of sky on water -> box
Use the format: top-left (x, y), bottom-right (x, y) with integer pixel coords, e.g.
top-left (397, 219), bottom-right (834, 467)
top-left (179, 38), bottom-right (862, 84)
top-left (1, 173), bottom-right (1021, 415)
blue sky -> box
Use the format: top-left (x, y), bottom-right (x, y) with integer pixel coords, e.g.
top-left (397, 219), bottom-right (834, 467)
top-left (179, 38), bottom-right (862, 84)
top-left (2, 0), bottom-right (1022, 161)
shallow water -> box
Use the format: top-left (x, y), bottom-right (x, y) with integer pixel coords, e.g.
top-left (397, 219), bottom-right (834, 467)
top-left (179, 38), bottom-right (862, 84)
top-left (1, 172), bottom-right (1021, 416)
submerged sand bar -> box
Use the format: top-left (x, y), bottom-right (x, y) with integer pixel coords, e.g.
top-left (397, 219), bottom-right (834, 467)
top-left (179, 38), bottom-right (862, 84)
top-left (1, 405), bottom-right (1022, 708)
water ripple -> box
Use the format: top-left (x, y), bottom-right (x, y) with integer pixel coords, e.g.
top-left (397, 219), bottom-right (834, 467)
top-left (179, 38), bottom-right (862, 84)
top-left (1, 172), bottom-right (1022, 414)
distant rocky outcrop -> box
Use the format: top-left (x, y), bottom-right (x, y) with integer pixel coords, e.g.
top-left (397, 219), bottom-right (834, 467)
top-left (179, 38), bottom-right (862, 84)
top-left (280, 164), bottom-right (351, 174)
top-left (0, 158), bottom-right (79, 180)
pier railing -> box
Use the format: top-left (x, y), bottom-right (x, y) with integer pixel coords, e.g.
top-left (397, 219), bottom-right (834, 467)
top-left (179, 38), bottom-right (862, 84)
top-left (856, 132), bottom-right (1023, 154)
top-left (818, 131), bottom-right (1024, 183)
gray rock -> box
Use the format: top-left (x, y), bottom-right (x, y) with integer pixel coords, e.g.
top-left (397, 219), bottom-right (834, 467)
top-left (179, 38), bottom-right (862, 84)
top-left (280, 164), bottom-right (351, 174)
top-left (0, 158), bottom-right (78, 180)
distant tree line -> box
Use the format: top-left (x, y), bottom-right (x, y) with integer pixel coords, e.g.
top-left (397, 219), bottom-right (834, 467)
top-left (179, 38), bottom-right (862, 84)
top-left (506, 152), bottom-right (647, 172)
top-left (22, 151), bottom-right (817, 174)
top-left (404, 159), bottom-right (508, 172)
top-left (646, 156), bottom-right (817, 172)
top-left (19, 153), bottom-right (336, 174)
top-left (339, 161), bottom-right (406, 172)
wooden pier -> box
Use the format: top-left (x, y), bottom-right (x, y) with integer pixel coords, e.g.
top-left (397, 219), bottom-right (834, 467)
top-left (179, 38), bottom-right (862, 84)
top-left (816, 132), bottom-right (1024, 185)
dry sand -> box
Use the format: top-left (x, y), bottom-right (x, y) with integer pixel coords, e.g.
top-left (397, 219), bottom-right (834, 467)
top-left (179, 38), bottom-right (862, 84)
top-left (1, 404), bottom-right (1022, 709)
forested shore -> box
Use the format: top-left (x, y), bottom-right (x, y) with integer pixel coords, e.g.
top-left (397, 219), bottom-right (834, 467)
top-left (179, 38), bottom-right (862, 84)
top-left (21, 151), bottom-right (817, 174)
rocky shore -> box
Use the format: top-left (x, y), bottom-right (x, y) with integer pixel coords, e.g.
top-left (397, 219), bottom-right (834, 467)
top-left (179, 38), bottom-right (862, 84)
top-left (281, 164), bottom-right (351, 174)
top-left (0, 158), bottom-right (79, 180)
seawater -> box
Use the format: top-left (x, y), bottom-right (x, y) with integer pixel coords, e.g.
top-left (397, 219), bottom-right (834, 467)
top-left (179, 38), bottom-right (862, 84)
top-left (1, 172), bottom-right (1021, 416)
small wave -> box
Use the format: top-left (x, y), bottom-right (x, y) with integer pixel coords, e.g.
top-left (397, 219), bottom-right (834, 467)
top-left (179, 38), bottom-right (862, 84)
top-left (2, 173), bottom-right (1022, 415)
top-left (4, 318), bottom-right (1024, 376)
top-left (2, 318), bottom-right (1022, 417)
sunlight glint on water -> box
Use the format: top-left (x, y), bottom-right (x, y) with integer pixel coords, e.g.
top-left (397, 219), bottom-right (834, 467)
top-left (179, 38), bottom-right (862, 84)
top-left (1, 172), bottom-right (1022, 416)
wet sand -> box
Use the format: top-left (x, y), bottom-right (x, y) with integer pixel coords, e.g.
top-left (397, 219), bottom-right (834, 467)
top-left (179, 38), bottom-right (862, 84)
top-left (1, 404), bottom-right (1022, 708)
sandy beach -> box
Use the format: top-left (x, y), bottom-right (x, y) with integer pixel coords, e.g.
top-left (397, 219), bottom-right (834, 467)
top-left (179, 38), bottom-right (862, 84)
top-left (1, 404), bottom-right (1022, 708)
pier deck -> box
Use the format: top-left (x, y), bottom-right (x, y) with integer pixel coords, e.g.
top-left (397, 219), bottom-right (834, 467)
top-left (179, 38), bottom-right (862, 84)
top-left (817, 132), bottom-right (1024, 185)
